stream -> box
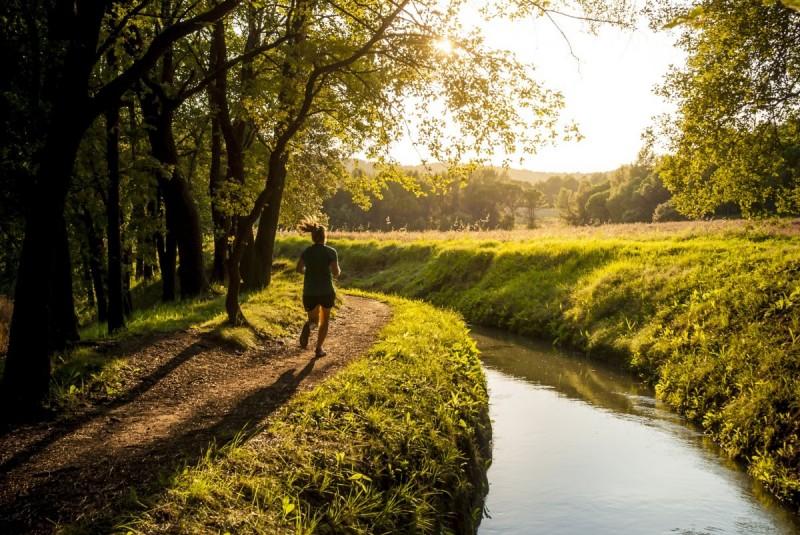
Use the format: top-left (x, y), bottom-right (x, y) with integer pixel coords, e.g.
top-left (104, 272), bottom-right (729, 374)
top-left (473, 327), bottom-right (800, 535)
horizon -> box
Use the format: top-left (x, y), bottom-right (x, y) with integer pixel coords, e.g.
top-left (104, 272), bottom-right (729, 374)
top-left (349, 157), bottom-right (620, 178)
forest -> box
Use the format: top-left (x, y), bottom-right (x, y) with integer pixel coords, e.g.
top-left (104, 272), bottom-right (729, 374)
top-left (1, 0), bottom-right (800, 532)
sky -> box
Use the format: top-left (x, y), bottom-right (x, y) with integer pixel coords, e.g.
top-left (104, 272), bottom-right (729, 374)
top-left (388, 5), bottom-right (686, 173)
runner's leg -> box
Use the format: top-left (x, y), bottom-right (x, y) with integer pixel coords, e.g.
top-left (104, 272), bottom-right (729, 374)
top-left (316, 306), bottom-right (330, 355)
top-left (308, 304), bottom-right (320, 325)
top-left (300, 304), bottom-right (319, 348)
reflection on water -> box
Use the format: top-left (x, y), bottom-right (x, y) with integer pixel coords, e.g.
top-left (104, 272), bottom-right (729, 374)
top-left (474, 327), bottom-right (800, 535)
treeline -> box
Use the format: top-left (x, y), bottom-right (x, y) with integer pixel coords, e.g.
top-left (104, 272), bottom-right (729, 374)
top-left (553, 158), bottom-right (685, 225)
top-left (325, 169), bottom-right (542, 231)
top-left (324, 157), bottom-right (681, 229)
top-left (0, 0), bottom-right (561, 413)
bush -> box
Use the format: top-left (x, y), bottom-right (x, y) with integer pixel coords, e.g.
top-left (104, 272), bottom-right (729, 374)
top-left (652, 200), bottom-right (688, 222)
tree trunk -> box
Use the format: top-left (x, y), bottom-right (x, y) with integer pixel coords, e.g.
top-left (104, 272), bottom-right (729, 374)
top-left (81, 256), bottom-right (95, 309)
top-left (166, 176), bottom-right (205, 297)
top-left (156, 212), bottom-right (177, 302)
top-left (81, 209), bottom-right (108, 322)
top-left (209, 115), bottom-right (227, 283)
top-left (139, 88), bottom-right (206, 299)
top-left (106, 104), bottom-right (125, 333)
top-left (225, 217), bottom-right (253, 325)
top-left (53, 216), bottom-right (79, 348)
top-left (122, 244), bottom-right (133, 316)
top-left (2, 117), bottom-right (84, 411)
top-left (247, 153), bottom-right (288, 289)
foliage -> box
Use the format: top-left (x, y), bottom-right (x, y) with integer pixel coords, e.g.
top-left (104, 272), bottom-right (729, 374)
top-left (120, 294), bottom-right (490, 534)
top-left (325, 167), bottom-right (543, 231)
top-left (556, 154), bottom-right (674, 224)
top-left (277, 228), bottom-right (800, 505)
top-left (654, 0), bottom-right (800, 217)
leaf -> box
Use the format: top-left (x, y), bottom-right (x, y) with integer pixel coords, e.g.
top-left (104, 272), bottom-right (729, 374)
top-left (779, 0), bottom-right (800, 11)
top-left (281, 496), bottom-right (295, 516)
top-left (663, 6), bottom-right (706, 29)
top-left (348, 472), bottom-right (372, 481)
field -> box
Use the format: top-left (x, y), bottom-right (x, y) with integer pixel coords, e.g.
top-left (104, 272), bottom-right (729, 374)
top-left (277, 219), bottom-right (800, 506)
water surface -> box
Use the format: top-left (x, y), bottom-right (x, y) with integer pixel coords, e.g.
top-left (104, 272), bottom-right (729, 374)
top-left (474, 327), bottom-right (800, 535)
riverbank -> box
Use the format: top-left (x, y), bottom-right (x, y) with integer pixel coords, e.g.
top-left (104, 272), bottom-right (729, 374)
top-left (277, 227), bottom-right (800, 507)
top-left (120, 291), bottom-right (490, 534)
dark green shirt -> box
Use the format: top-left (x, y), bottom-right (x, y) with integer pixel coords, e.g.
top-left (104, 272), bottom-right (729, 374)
top-left (301, 244), bottom-right (338, 296)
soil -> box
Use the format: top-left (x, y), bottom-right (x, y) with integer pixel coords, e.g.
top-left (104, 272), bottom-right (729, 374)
top-left (0, 295), bottom-right (391, 534)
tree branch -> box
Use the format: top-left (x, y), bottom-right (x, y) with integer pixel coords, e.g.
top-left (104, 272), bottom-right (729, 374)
top-left (179, 32), bottom-right (292, 101)
top-left (90, 0), bottom-right (241, 115)
top-left (276, 0), bottom-right (411, 152)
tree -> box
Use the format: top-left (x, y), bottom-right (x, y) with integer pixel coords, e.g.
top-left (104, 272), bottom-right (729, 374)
top-left (2, 0), bottom-right (243, 413)
top-left (655, 0), bottom-right (800, 218)
top-left (220, 0), bottom-right (574, 322)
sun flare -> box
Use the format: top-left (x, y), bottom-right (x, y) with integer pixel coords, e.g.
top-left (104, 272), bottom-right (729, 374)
top-left (433, 37), bottom-right (454, 55)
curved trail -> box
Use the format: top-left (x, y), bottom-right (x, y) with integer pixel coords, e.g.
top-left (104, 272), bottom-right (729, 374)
top-left (0, 295), bottom-right (391, 533)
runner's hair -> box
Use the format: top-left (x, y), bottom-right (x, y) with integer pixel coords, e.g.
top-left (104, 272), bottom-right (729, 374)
top-left (298, 218), bottom-right (326, 244)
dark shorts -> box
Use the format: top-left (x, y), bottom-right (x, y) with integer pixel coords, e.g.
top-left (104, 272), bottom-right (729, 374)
top-left (303, 293), bottom-right (335, 311)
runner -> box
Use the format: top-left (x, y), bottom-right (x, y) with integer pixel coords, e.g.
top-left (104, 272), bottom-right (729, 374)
top-left (296, 220), bottom-right (341, 357)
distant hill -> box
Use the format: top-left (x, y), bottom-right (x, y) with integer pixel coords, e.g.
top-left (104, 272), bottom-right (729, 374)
top-left (345, 159), bottom-right (608, 185)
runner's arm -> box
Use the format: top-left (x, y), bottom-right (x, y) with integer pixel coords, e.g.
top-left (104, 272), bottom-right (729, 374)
top-left (296, 256), bottom-right (305, 274)
top-left (330, 250), bottom-right (341, 278)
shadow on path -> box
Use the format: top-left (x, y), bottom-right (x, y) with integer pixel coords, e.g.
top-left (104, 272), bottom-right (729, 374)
top-left (0, 294), bottom-right (392, 534)
top-left (0, 338), bottom-right (208, 474)
top-left (0, 353), bottom-right (321, 534)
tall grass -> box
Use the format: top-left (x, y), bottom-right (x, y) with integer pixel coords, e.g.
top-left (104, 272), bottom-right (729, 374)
top-left (120, 294), bottom-right (490, 534)
top-left (312, 217), bottom-right (800, 243)
top-left (277, 230), bottom-right (800, 506)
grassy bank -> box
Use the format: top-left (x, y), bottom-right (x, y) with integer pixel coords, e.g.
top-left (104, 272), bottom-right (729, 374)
top-left (121, 293), bottom-right (490, 534)
top-left (277, 227), bottom-right (800, 506)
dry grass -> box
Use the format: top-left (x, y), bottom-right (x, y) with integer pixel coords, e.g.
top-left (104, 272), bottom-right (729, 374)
top-left (282, 218), bottom-right (800, 243)
top-left (0, 295), bottom-right (11, 356)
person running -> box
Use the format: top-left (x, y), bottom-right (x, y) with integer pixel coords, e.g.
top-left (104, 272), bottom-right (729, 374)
top-left (296, 220), bottom-right (341, 357)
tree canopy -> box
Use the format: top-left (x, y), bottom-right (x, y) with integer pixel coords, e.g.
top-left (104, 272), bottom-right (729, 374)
top-left (654, 0), bottom-right (800, 218)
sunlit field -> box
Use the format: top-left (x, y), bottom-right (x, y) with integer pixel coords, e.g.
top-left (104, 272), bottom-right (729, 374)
top-left (277, 225), bottom-right (800, 505)
top-left (313, 218), bottom-right (800, 242)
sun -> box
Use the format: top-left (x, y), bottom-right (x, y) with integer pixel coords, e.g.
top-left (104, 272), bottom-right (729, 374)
top-left (433, 37), bottom-right (454, 56)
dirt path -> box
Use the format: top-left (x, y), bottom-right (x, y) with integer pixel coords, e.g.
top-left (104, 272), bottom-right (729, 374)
top-left (0, 295), bottom-right (391, 534)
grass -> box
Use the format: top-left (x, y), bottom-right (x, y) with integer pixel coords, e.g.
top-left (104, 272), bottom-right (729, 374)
top-left (277, 226), bottom-right (800, 507)
top-left (50, 267), bottom-right (307, 410)
top-left (317, 217), bottom-right (800, 243)
top-left (118, 293), bottom-right (490, 534)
